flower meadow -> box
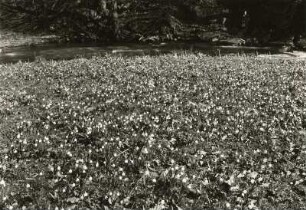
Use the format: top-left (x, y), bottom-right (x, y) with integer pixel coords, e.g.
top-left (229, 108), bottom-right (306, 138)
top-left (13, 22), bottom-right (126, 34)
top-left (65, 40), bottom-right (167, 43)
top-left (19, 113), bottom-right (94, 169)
top-left (0, 53), bottom-right (306, 209)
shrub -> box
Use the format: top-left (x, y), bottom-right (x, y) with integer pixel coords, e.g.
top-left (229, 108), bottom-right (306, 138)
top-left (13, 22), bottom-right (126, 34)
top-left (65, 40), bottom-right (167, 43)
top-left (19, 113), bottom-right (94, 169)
top-left (0, 0), bottom-right (223, 42)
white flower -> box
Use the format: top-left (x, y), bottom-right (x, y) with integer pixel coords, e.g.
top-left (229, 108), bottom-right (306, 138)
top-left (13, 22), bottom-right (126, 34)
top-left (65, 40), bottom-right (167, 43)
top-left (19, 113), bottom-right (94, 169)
top-left (203, 178), bottom-right (209, 185)
top-left (142, 147), bottom-right (149, 154)
top-left (0, 179), bottom-right (6, 187)
top-left (86, 127), bottom-right (92, 135)
top-left (248, 199), bottom-right (257, 209)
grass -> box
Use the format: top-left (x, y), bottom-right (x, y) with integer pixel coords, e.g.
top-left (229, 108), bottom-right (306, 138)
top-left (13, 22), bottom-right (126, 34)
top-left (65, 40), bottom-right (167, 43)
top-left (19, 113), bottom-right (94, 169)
top-left (0, 53), bottom-right (306, 209)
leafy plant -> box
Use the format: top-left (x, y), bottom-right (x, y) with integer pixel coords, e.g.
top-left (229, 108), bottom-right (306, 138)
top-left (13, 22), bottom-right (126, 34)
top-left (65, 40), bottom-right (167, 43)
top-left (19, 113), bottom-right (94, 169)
top-left (0, 54), bottom-right (305, 209)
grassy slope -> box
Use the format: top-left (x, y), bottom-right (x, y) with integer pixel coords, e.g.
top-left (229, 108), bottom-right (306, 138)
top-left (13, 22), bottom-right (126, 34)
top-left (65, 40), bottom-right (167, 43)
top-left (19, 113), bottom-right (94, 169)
top-left (0, 54), bottom-right (306, 209)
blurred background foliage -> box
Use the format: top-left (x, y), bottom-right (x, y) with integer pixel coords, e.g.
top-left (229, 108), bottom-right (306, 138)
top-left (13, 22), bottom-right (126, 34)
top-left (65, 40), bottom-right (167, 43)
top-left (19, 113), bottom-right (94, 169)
top-left (0, 0), bottom-right (305, 44)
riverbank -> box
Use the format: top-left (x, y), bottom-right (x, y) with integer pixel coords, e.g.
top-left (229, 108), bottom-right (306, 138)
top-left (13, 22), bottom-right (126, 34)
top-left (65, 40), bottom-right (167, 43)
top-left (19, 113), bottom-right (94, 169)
top-left (0, 30), bottom-right (58, 48)
top-left (2, 30), bottom-right (306, 64)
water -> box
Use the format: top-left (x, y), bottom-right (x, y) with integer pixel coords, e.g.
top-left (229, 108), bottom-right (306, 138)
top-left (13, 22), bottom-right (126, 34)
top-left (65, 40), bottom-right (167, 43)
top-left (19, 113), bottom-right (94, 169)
top-left (0, 42), bottom-right (280, 64)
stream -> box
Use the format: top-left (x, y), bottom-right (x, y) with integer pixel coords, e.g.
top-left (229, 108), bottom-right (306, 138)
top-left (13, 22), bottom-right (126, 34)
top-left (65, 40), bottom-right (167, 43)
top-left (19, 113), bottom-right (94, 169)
top-left (0, 42), bottom-right (299, 64)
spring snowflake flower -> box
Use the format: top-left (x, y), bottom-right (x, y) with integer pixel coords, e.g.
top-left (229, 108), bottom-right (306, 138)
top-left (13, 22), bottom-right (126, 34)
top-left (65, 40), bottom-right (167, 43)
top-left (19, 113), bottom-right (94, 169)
top-left (142, 147), bottom-right (149, 154)
top-left (201, 178), bottom-right (209, 185)
top-left (248, 200), bottom-right (257, 209)
top-left (0, 179), bottom-right (6, 187)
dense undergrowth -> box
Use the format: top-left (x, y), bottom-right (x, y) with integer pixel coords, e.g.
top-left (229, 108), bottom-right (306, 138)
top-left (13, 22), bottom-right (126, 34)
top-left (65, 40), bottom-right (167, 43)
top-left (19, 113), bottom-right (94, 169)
top-left (0, 54), bottom-right (306, 209)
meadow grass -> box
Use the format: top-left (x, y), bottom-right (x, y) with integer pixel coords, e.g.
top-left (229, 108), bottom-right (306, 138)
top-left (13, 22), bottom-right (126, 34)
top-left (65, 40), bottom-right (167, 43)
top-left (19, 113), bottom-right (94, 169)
top-left (0, 53), bottom-right (305, 209)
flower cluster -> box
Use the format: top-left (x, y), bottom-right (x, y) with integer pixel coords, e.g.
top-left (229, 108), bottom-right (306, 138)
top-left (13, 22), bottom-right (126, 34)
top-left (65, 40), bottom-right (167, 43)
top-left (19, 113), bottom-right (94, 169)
top-left (0, 54), bottom-right (305, 209)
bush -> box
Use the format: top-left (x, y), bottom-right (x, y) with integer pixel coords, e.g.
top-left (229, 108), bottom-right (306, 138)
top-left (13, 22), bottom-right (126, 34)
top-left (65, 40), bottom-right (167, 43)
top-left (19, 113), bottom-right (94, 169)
top-left (0, 0), bottom-right (120, 41)
top-left (0, 0), bottom-right (223, 42)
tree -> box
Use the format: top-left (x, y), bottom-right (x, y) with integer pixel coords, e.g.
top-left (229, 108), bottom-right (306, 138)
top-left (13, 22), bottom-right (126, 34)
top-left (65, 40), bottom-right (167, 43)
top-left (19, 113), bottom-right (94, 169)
top-left (218, 0), bottom-right (306, 44)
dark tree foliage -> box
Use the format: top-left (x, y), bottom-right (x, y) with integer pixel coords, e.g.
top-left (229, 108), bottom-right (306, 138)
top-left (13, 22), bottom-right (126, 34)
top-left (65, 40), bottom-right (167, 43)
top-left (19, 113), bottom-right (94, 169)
top-left (1, 0), bottom-right (305, 43)
top-left (218, 0), bottom-right (306, 43)
top-left (0, 0), bottom-right (224, 42)
top-left (0, 0), bottom-right (122, 41)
